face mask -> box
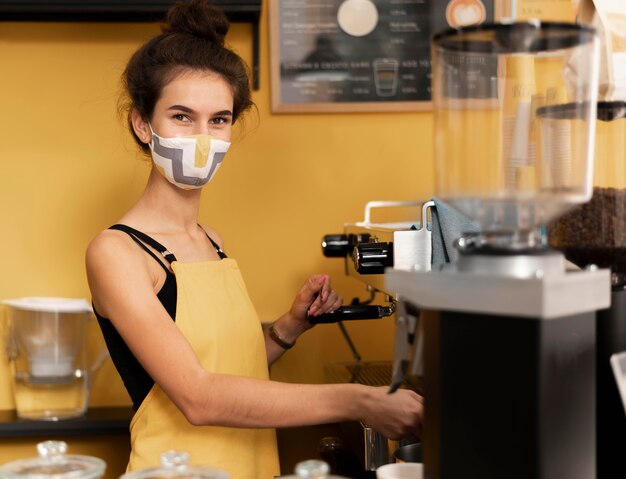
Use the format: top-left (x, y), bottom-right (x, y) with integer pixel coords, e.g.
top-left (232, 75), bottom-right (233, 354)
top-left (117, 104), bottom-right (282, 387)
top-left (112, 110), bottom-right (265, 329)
top-left (148, 125), bottom-right (231, 190)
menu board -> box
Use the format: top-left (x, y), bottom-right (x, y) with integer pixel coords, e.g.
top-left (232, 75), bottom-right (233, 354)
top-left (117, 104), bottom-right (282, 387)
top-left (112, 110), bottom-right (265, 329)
top-left (270, 0), bottom-right (495, 112)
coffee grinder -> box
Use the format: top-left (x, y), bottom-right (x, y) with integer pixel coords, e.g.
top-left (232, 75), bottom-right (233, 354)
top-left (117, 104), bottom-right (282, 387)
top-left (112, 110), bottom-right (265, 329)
top-left (386, 23), bottom-right (610, 479)
top-left (549, 101), bottom-right (626, 478)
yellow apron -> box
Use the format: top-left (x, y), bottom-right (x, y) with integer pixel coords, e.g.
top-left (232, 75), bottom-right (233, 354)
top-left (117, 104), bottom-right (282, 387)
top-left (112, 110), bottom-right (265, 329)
top-left (127, 259), bottom-right (280, 479)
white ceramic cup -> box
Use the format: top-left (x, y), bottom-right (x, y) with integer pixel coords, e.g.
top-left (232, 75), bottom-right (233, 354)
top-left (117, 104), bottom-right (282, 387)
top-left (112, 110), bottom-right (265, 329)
top-left (376, 462), bottom-right (423, 479)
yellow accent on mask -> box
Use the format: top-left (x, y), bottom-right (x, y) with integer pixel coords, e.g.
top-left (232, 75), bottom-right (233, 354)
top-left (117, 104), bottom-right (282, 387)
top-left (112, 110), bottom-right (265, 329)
top-left (193, 135), bottom-right (213, 168)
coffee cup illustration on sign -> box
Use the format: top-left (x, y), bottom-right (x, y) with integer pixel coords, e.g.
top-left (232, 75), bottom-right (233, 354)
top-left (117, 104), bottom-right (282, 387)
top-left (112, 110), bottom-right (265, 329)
top-left (373, 58), bottom-right (399, 97)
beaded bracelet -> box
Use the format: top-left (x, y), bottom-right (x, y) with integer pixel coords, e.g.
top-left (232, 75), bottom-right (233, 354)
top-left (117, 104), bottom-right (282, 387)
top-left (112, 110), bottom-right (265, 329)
top-left (268, 323), bottom-right (295, 350)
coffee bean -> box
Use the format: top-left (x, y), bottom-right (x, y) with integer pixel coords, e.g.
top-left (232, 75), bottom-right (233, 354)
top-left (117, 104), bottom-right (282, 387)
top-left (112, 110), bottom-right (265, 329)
top-left (548, 187), bottom-right (626, 285)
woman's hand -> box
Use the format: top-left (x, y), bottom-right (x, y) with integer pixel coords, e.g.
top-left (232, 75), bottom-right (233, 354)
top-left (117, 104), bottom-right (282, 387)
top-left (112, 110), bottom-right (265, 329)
top-left (266, 275), bottom-right (342, 363)
top-left (282, 274), bottom-right (343, 335)
top-left (360, 387), bottom-right (424, 440)
top-left (290, 274), bottom-right (343, 330)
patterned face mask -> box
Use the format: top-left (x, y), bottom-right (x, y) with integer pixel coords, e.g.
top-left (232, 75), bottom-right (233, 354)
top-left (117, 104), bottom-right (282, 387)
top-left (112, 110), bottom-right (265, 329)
top-left (148, 125), bottom-right (231, 190)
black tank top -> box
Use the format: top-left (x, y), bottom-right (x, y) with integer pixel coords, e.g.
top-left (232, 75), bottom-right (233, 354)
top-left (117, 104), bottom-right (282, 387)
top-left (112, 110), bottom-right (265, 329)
top-left (94, 224), bottom-right (227, 410)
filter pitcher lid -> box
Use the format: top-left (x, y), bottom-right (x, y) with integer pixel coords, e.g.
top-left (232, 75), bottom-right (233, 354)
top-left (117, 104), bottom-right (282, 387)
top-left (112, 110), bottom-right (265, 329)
top-left (0, 441), bottom-right (106, 479)
top-left (2, 297), bottom-right (92, 313)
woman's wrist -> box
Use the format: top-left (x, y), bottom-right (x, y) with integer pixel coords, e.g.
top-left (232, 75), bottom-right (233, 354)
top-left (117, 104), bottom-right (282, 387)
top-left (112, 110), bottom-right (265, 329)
top-left (271, 313), bottom-right (308, 346)
top-left (268, 322), bottom-right (295, 350)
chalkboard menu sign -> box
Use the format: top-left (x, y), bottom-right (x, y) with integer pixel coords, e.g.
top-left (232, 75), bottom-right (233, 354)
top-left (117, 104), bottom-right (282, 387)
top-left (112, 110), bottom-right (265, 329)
top-left (270, 0), bottom-right (495, 112)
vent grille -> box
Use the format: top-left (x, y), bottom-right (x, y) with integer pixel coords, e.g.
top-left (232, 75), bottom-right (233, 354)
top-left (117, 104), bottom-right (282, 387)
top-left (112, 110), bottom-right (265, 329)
top-left (326, 361), bottom-right (421, 392)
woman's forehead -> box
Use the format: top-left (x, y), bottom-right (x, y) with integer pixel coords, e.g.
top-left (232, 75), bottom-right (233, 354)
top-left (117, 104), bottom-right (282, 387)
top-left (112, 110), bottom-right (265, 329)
top-left (158, 70), bottom-right (234, 111)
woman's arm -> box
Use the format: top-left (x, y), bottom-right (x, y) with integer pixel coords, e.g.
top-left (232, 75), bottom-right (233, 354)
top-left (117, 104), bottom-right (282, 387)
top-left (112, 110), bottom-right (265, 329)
top-left (86, 232), bottom-right (422, 440)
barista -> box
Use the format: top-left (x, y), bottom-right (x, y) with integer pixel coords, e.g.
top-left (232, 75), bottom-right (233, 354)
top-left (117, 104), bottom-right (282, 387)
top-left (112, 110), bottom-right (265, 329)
top-left (85, 1), bottom-right (423, 477)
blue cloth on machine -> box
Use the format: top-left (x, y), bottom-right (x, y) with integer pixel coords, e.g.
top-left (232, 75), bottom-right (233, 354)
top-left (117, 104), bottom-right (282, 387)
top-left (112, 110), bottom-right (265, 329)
top-left (430, 197), bottom-right (480, 266)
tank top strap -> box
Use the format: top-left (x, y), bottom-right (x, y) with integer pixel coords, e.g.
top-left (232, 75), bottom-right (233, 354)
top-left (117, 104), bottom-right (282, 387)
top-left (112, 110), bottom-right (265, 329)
top-left (109, 224), bottom-right (178, 268)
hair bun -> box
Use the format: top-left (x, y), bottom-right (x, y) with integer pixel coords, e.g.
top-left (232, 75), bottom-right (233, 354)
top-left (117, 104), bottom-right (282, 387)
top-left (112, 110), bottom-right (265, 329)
top-left (163, 0), bottom-right (230, 45)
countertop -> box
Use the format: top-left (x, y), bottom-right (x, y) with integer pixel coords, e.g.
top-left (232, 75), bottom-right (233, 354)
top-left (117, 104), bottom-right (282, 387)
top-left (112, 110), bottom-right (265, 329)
top-left (0, 407), bottom-right (134, 437)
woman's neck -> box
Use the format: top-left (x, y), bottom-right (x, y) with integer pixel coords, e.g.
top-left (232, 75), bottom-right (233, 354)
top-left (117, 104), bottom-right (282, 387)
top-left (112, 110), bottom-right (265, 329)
top-left (123, 168), bottom-right (204, 234)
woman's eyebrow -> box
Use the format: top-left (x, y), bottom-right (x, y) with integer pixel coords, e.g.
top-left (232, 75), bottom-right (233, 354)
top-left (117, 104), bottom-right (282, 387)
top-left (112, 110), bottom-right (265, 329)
top-left (168, 104), bottom-right (195, 113)
top-left (167, 105), bottom-right (233, 117)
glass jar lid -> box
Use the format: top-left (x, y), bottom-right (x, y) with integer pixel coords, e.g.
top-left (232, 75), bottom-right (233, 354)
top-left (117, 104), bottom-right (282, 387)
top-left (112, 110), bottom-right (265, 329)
top-left (0, 441), bottom-right (106, 479)
top-left (279, 460), bottom-right (350, 478)
top-left (119, 451), bottom-right (229, 479)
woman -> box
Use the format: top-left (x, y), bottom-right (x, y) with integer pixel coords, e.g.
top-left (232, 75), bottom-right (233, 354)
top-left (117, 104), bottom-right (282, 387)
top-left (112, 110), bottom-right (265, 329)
top-left (85, 1), bottom-right (423, 477)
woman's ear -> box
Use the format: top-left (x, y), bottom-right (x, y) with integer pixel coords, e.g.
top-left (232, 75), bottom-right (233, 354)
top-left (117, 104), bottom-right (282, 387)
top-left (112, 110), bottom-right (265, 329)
top-left (131, 109), bottom-right (151, 144)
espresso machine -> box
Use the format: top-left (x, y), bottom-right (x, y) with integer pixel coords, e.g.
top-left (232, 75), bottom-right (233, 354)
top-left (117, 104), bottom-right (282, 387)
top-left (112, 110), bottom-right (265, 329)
top-left (385, 22), bottom-right (610, 479)
top-left (318, 200), bottom-right (433, 472)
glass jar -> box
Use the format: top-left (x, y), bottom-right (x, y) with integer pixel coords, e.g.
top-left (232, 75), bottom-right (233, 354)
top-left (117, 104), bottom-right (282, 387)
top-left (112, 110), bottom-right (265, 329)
top-left (119, 451), bottom-right (228, 479)
top-left (431, 22), bottom-right (600, 250)
top-left (0, 441), bottom-right (106, 479)
top-left (279, 460), bottom-right (350, 478)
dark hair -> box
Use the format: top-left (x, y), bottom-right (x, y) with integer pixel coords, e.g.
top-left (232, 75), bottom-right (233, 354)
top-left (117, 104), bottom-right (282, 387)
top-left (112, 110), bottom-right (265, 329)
top-left (121, 0), bottom-right (253, 153)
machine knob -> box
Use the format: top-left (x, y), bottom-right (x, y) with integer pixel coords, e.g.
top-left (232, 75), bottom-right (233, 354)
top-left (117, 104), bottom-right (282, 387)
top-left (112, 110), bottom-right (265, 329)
top-left (322, 234), bottom-right (351, 257)
top-left (322, 234), bottom-right (371, 258)
top-left (353, 242), bottom-right (393, 274)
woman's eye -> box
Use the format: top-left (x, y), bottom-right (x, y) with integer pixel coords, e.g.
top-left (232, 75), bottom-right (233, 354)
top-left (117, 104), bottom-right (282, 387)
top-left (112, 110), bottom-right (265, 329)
top-left (211, 116), bottom-right (231, 125)
top-left (173, 114), bottom-right (190, 122)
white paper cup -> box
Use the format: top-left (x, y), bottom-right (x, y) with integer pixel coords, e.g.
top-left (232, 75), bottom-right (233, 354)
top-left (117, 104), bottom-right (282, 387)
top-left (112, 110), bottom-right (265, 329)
top-left (376, 462), bottom-right (423, 479)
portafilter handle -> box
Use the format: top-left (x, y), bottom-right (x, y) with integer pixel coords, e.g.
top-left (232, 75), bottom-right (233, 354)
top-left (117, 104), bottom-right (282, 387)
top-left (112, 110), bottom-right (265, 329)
top-left (308, 305), bottom-right (394, 324)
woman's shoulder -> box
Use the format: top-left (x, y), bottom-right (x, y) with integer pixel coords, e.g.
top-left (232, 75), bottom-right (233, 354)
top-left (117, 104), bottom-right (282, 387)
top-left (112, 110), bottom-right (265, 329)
top-left (199, 224), bottom-right (225, 250)
top-left (85, 228), bottom-right (145, 271)
top-left (85, 227), bottom-right (165, 322)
